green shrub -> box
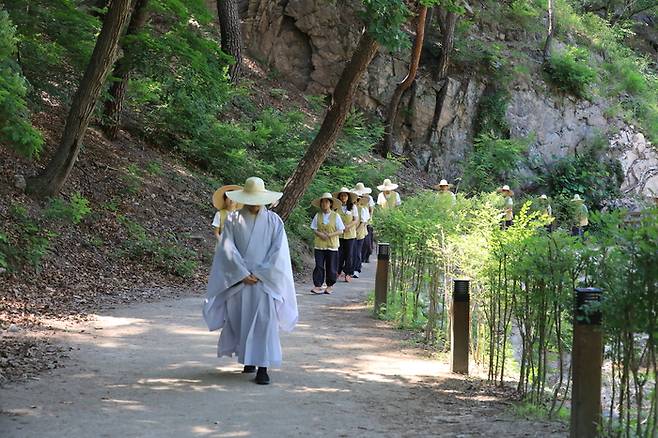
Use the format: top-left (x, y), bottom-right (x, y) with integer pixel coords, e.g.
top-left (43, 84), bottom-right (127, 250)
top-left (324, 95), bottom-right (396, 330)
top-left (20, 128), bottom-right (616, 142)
top-left (544, 46), bottom-right (596, 99)
top-left (2, 203), bottom-right (55, 272)
top-left (462, 133), bottom-right (529, 193)
top-left (44, 193), bottom-right (92, 224)
top-left (0, 9), bottom-right (43, 157)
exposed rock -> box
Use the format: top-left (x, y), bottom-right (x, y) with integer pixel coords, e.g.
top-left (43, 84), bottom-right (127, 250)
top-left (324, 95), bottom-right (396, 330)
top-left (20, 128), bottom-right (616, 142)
top-left (610, 127), bottom-right (658, 199)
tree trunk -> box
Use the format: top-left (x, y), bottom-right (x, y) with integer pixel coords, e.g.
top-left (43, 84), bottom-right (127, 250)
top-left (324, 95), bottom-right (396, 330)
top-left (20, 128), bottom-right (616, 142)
top-left (427, 10), bottom-right (457, 145)
top-left (27, 0), bottom-right (133, 198)
top-left (217, 0), bottom-right (243, 82)
top-left (542, 0), bottom-right (555, 62)
top-left (102, 0), bottom-right (149, 140)
top-left (273, 31), bottom-right (379, 222)
top-left (381, 6), bottom-right (428, 157)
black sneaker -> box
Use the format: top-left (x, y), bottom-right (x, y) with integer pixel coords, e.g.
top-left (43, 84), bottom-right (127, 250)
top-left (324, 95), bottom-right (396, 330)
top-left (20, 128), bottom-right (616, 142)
top-left (255, 367), bottom-right (270, 385)
top-left (242, 365), bottom-right (256, 373)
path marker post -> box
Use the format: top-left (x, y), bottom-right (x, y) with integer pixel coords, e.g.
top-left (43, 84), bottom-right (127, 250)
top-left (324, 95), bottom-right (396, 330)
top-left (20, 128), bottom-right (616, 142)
top-left (374, 243), bottom-right (390, 316)
top-left (570, 287), bottom-right (603, 438)
top-left (450, 279), bottom-right (470, 374)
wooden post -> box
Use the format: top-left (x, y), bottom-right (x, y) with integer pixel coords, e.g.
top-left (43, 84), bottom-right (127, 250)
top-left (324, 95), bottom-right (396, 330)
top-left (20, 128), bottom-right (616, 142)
top-left (570, 287), bottom-right (603, 438)
top-left (451, 279), bottom-right (470, 374)
top-left (374, 243), bottom-right (390, 316)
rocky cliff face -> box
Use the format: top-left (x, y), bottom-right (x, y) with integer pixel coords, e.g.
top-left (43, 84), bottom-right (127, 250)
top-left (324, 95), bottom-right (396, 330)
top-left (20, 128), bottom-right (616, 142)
top-left (243, 0), bottom-right (658, 200)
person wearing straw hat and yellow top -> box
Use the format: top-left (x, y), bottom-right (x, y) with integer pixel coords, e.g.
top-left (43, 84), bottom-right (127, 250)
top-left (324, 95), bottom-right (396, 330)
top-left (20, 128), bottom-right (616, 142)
top-left (434, 179), bottom-right (456, 207)
top-left (352, 194), bottom-right (371, 278)
top-left (497, 185), bottom-right (514, 229)
top-left (537, 194), bottom-right (554, 231)
top-left (571, 194), bottom-right (588, 238)
top-left (333, 188), bottom-right (360, 283)
top-left (212, 185), bottom-right (242, 241)
top-left (203, 177), bottom-right (298, 385)
top-left (377, 178), bottom-right (402, 209)
top-left (310, 193), bottom-right (345, 294)
top-left (353, 182), bottom-right (375, 264)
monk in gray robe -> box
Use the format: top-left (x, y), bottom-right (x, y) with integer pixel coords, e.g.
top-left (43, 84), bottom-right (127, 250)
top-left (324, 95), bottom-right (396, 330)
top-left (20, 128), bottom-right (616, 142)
top-left (203, 177), bottom-right (298, 385)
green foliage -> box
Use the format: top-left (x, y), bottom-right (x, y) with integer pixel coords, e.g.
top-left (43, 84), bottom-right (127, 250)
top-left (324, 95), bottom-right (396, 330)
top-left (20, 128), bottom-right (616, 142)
top-left (119, 216), bottom-right (198, 278)
top-left (544, 46), bottom-right (597, 99)
top-left (462, 133), bottom-right (529, 193)
top-left (44, 193), bottom-right (92, 225)
top-left (0, 9), bottom-right (43, 157)
top-left (1, 203), bottom-right (55, 272)
top-left (146, 161), bottom-right (163, 176)
top-left (475, 87), bottom-right (511, 138)
top-left (360, 0), bottom-right (412, 51)
top-left (543, 137), bottom-right (622, 211)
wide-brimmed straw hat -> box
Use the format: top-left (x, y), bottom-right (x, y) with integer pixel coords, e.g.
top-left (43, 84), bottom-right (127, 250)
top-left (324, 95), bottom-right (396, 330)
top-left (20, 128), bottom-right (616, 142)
top-left (433, 179), bottom-right (453, 190)
top-left (497, 185), bottom-right (514, 196)
top-left (213, 185), bottom-right (242, 210)
top-left (333, 188), bottom-right (358, 203)
top-left (226, 177), bottom-right (282, 206)
top-left (353, 182), bottom-right (372, 195)
top-left (311, 193), bottom-right (342, 209)
top-left (377, 178), bottom-right (399, 191)
top-left (539, 194), bottom-right (548, 200)
top-left (571, 194), bottom-right (585, 203)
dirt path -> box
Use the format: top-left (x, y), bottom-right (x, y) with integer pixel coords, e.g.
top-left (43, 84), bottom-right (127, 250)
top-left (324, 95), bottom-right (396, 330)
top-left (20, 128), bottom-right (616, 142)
top-left (0, 263), bottom-right (567, 437)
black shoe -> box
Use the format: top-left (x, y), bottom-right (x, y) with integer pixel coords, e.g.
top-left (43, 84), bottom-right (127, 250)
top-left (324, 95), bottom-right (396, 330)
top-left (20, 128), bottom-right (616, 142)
top-left (255, 367), bottom-right (270, 385)
top-left (242, 365), bottom-right (256, 373)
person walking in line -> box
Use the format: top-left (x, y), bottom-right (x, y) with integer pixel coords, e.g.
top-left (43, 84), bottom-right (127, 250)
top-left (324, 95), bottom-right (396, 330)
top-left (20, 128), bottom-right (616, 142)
top-left (310, 193), bottom-right (344, 294)
top-left (571, 194), bottom-right (588, 238)
top-left (211, 184), bottom-right (242, 241)
top-left (334, 188), bottom-right (359, 283)
top-left (353, 182), bottom-right (374, 263)
top-left (352, 194), bottom-right (371, 278)
top-left (434, 179), bottom-right (456, 208)
top-left (203, 177), bottom-right (298, 385)
top-left (497, 185), bottom-right (514, 229)
top-left (377, 178), bottom-right (401, 209)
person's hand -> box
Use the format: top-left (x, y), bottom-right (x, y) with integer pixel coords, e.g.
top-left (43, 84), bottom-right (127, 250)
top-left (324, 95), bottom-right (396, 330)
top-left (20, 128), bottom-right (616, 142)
top-left (322, 232), bottom-right (330, 240)
top-left (242, 274), bottom-right (259, 285)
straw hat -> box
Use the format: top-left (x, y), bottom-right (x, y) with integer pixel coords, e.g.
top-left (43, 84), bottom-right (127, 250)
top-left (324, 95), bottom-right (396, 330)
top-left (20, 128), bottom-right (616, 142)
top-left (311, 193), bottom-right (342, 210)
top-left (539, 194), bottom-right (548, 200)
top-left (353, 182), bottom-right (372, 195)
top-left (213, 185), bottom-right (242, 210)
top-left (226, 177), bottom-right (283, 206)
top-left (433, 179), bottom-right (453, 190)
top-left (571, 194), bottom-right (585, 203)
top-left (497, 185), bottom-right (514, 196)
top-left (377, 178), bottom-right (399, 191)
top-left (333, 187), bottom-right (358, 203)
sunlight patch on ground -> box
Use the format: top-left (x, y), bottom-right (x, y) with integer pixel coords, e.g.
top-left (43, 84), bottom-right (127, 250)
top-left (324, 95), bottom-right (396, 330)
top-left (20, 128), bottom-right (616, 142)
top-left (101, 399), bottom-right (147, 412)
top-left (288, 386), bottom-right (351, 394)
top-left (93, 315), bottom-right (147, 328)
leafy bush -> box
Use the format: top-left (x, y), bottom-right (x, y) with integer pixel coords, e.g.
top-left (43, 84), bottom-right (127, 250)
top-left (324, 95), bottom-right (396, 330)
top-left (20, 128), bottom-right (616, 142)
top-left (544, 46), bottom-right (596, 99)
top-left (1, 203), bottom-right (55, 272)
top-left (0, 9), bottom-right (43, 157)
top-left (462, 133), bottom-right (529, 193)
top-left (44, 193), bottom-right (92, 224)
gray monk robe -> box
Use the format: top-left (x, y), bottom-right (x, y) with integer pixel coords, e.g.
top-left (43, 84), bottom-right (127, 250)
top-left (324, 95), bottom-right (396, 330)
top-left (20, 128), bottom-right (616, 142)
top-left (203, 207), bottom-right (298, 367)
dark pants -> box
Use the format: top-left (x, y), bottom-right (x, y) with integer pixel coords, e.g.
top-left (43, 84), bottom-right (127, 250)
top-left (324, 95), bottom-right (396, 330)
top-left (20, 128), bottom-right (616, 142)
top-left (362, 225), bottom-right (373, 263)
top-left (313, 249), bottom-right (338, 287)
top-left (353, 238), bottom-right (365, 273)
top-left (338, 238), bottom-right (355, 276)
top-left (501, 220), bottom-right (513, 230)
top-left (571, 226), bottom-right (585, 238)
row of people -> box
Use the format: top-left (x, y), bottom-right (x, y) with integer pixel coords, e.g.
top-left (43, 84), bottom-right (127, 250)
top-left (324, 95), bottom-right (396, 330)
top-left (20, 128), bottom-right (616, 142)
top-left (309, 179), bottom-right (402, 294)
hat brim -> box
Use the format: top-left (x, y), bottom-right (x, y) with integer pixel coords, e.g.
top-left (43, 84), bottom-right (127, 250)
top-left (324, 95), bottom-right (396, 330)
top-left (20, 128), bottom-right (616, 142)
top-left (227, 189), bottom-right (283, 206)
top-left (353, 187), bottom-right (373, 195)
top-left (333, 191), bottom-right (358, 203)
top-left (377, 184), bottom-right (399, 191)
top-left (311, 197), bottom-right (342, 209)
top-left (213, 185), bottom-right (243, 210)
top-left (433, 184), bottom-right (454, 189)
top-left (497, 188), bottom-right (514, 196)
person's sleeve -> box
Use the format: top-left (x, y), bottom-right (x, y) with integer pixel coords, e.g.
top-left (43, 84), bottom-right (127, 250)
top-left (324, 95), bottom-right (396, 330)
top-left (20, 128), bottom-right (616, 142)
top-left (211, 212), bottom-right (221, 228)
top-left (369, 196), bottom-right (375, 207)
top-left (377, 193), bottom-right (386, 206)
top-left (335, 214), bottom-right (345, 231)
top-left (361, 208), bottom-right (370, 222)
top-left (351, 206), bottom-right (359, 219)
top-left (396, 193), bottom-right (402, 205)
top-left (310, 214), bottom-right (318, 230)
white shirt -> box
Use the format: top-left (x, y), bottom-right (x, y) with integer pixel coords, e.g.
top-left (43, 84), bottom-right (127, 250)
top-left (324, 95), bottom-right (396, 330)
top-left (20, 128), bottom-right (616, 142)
top-left (310, 212), bottom-right (346, 231)
top-left (211, 211), bottom-right (222, 228)
top-left (377, 192), bottom-right (401, 206)
top-left (368, 195), bottom-right (375, 208)
top-left (358, 206), bottom-right (370, 223)
top-left (340, 205), bottom-right (359, 219)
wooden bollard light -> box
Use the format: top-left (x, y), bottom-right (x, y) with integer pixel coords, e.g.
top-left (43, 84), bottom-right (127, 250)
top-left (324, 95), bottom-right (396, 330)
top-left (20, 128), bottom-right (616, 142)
top-left (374, 243), bottom-right (390, 316)
top-left (450, 279), bottom-right (470, 374)
top-left (570, 287), bottom-right (603, 438)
